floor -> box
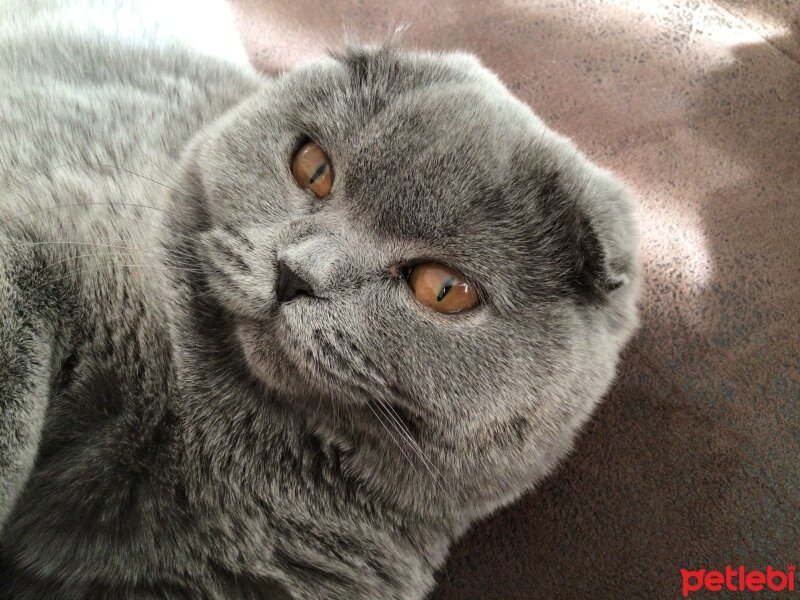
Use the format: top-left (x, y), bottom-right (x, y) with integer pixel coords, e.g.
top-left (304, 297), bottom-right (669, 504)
top-left (231, 1), bottom-right (800, 597)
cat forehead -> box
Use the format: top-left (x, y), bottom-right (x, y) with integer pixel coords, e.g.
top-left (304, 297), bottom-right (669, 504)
top-left (338, 105), bottom-right (510, 243)
top-left (280, 51), bottom-right (545, 236)
top-left (296, 45), bottom-right (502, 104)
top-left (274, 45), bottom-right (521, 141)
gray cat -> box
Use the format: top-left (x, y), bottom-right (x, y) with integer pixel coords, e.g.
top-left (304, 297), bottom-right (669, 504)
top-left (0, 1), bottom-right (641, 598)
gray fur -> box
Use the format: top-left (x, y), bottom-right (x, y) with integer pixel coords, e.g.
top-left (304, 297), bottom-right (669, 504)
top-left (0, 1), bottom-right (640, 598)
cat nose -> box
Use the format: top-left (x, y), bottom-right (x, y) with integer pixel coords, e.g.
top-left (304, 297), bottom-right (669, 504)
top-left (275, 230), bottom-right (346, 300)
top-left (275, 260), bottom-right (315, 303)
top-left (275, 260), bottom-right (314, 302)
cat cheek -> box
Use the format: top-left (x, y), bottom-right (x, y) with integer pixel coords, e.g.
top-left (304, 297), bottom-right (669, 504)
top-left (198, 231), bottom-right (252, 279)
top-left (196, 230), bottom-right (273, 318)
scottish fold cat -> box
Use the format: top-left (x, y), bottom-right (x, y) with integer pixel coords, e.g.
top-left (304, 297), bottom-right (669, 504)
top-left (0, 0), bottom-right (640, 597)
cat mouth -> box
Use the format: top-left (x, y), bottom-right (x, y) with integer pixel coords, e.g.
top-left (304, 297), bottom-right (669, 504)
top-left (271, 316), bottom-right (413, 409)
top-left (265, 315), bottom-right (366, 401)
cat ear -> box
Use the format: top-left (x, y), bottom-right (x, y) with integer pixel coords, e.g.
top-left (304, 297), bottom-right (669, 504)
top-left (530, 162), bottom-right (639, 304)
top-left (570, 205), bottom-right (612, 301)
top-left (570, 167), bottom-right (639, 303)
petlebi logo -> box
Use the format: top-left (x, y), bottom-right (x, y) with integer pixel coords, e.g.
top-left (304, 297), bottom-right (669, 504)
top-left (681, 565), bottom-right (797, 597)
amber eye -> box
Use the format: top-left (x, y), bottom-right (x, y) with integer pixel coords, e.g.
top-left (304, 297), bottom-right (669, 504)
top-left (291, 142), bottom-right (333, 198)
top-left (407, 263), bottom-right (479, 314)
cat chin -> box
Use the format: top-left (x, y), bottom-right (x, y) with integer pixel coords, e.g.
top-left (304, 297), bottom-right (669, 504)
top-left (232, 313), bottom-right (350, 407)
top-left (234, 318), bottom-right (307, 397)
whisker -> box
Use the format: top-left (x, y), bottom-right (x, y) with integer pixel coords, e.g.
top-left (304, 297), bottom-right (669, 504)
top-left (82, 273), bottom-right (217, 331)
top-left (133, 139), bottom-right (183, 188)
top-left (17, 240), bottom-right (168, 254)
top-left (15, 162), bottom-right (183, 195)
top-left (364, 401), bottom-right (420, 483)
top-left (331, 341), bottom-right (451, 493)
top-left (31, 249), bottom-right (196, 281)
top-left (371, 398), bottom-right (448, 494)
top-left (304, 336), bottom-right (448, 492)
top-left (4, 201), bottom-right (172, 230)
top-left (14, 240), bottom-right (200, 267)
top-left (29, 236), bottom-right (203, 259)
top-left (377, 400), bottom-right (434, 468)
top-left (25, 258), bottom-right (205, 299)
top-left (2, 159), bottom-right (195, 232)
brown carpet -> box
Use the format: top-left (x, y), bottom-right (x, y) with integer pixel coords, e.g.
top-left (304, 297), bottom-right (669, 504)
top-left (230, 1), bottom-right (800, 598)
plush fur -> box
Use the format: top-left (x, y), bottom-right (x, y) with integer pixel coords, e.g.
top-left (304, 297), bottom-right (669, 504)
top-left (0, 1), bottom-right (640, 598)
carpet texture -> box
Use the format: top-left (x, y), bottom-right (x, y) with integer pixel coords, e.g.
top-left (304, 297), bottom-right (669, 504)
top-left (230, 1), bottom-right (800, 598)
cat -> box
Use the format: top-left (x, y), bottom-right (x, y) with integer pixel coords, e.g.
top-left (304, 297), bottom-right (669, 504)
top-left (0, 0), bottom-right (641, 598)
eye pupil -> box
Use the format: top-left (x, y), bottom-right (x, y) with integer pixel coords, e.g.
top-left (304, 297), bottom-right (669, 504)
top-left (437, 279), bottom-right (454, 302)
top-left (308, 162), bottom-right (328, 184)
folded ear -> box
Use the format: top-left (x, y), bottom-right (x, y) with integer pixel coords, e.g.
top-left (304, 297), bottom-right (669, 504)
top-left (574, 165), bottom-right (640, 301)
top-left (570, 201), bottom-right (612, 300)
top-left (531, 160), bottom-right (639, 304)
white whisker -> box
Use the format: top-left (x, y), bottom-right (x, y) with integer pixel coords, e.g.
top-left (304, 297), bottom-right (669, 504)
top-left (364, 401), bottom-right (420, 484)
top-left (371, 398), bottom-right (448, 495)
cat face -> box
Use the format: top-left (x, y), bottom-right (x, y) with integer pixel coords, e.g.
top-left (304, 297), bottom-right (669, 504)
top-left (174, 45), bottom-right (640, 517)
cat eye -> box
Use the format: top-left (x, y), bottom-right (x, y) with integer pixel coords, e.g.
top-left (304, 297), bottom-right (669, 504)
top-left (291, 141), bottom-right (333, 198)
top-left (407, 263), bottom-right (479, 314)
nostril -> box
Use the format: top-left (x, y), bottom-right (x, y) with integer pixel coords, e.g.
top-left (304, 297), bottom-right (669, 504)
top-left (275, 260), bottom-right (315, 303)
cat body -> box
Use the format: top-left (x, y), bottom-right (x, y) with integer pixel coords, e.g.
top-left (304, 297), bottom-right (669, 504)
top-left (0, 1), bottom-right (640, 598)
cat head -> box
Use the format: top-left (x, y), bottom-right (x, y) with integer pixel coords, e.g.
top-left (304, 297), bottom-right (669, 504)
top-left (169, 44), bottom-right (640, 522)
